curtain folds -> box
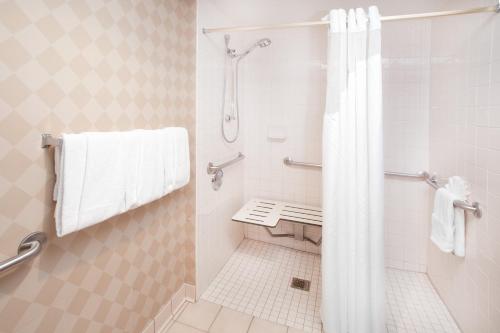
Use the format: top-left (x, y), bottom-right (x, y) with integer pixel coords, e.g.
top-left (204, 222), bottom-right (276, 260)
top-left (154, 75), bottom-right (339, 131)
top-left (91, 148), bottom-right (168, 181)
top-left (321, 6), bottom-right (385, 333)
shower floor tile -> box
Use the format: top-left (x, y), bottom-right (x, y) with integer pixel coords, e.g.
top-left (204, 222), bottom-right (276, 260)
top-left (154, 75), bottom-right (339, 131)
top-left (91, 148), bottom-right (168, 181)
top-left (202, 239), bottom-right (322, 332)
top-left (202, 239), bottom-right (461, 333)
top-left (386, 269), bottom-right (461, 333)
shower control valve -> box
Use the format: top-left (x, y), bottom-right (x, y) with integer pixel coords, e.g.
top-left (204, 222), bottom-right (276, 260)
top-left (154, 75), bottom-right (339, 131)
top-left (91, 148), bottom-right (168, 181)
top-left (211, 169), bottom-right (224, 191)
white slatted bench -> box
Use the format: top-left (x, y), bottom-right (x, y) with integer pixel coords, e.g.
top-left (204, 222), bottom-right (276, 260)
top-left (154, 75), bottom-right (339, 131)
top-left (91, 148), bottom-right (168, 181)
top-left (233, 198), bottom-right (322, 228)
top-left (232, 198), bottom-right (322, 245)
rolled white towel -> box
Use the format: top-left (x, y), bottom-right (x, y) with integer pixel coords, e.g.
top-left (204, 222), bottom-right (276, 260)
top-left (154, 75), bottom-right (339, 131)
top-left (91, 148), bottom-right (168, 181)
top-left (446, 176), bottom-right (468, 257)
top-left (430, 187), bottom-right (456, 253)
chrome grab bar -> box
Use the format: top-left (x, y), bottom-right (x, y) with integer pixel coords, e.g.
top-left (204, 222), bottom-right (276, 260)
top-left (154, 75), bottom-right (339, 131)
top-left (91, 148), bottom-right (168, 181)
top-left (385, 171), bottom-right (428, 179)
top-left (207, 152), bottom-right (245, 174)
top-left (283, 156), bottom-right (482, 218)
top-left (0, 232), bottom-right (47, 275)
top-left (283, 157), bottom-right (321, 169)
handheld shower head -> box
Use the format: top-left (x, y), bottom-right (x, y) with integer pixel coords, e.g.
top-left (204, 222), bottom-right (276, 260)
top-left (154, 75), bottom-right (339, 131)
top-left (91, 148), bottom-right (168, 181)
top-left (237, 37), bottom-right (272, 60)
top-left (256, 38), bottom-right (271, 48)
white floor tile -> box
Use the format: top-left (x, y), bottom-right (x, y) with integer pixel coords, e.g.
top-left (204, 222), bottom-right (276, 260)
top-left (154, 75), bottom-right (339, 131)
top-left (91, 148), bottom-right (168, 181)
top-left (177, 300), bottom-right (221, 331)
top-left (203, 239), bottom-right (461, 333)
top-left (385, 269), bottom-right (461, 333)
top-left (209, 307), bottom-right (253, 333)
top-left (248, 317), bottom-right (288, 333)
top-left (165, 322), bottom-right (205, 333)
top-left (202, 239), bottom-right (322, 333)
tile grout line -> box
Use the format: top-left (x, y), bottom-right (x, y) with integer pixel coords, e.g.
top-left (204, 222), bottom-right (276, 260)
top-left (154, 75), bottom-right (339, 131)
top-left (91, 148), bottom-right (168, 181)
top-left (245, 316), bottom-right (255, 333)
top-left (206, 304), bottom-right (224, 332)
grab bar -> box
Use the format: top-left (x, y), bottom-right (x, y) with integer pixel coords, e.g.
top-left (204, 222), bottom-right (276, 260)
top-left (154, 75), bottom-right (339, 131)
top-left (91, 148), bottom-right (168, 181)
top-left (283, 156), bottom-right (482, 218)
top-left (283, 157), bottom-right (321, 169)
top-left (207, 152), bottom-right (245, 174)
top-left (0, 232), bottom-right (47, 275)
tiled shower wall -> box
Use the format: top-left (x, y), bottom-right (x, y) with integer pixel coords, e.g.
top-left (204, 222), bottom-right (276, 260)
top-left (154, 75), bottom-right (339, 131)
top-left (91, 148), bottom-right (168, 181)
top-left (241, 25), bottom-right (325, 254)
top-left (382, 19), bottom-right (431, 272)
top-left (0, 1), bottom-right (196, 332)
top-left (427, 1), bottom-right (500, 331)
top-left (196, 1), bottom-right (245, 296)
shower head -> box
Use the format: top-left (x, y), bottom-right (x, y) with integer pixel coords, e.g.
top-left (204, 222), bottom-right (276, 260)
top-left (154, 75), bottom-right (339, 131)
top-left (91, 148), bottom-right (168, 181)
top-left (256, 38), bottom-right (272, 48)
top-left (237, 37), bottom-right (272, 60)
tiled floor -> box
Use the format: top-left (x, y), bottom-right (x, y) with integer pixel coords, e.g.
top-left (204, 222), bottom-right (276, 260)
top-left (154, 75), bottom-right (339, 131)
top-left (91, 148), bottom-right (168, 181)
top-left (164, 300), bottom-right (304, 333)
top-left (386, 269), bottom-right (461, 333)
top-left (202, 239), bottom-right (322, 332)
top-left (201, 239), bottom-right (461, 333)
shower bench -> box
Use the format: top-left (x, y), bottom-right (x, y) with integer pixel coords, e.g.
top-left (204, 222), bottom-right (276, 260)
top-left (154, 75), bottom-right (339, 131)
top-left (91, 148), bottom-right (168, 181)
top-left (232, 198), bottom-right (322, 245)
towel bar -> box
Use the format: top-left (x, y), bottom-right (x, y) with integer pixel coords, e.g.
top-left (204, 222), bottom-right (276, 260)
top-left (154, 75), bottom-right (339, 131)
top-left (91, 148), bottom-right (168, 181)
top-left (283, 156), bottom-right (482, 218)
top-left (41, 134), bottom-right (62, 148)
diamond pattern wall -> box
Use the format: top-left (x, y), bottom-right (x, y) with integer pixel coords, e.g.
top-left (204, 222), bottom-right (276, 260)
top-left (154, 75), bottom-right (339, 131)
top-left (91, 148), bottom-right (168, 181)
top-left (0, 0), bottom-right (196, 332)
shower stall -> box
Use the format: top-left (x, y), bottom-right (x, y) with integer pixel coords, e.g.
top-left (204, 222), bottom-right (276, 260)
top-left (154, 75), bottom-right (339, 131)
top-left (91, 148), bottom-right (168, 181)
top-left (196, 0), bottom-right (498, 332)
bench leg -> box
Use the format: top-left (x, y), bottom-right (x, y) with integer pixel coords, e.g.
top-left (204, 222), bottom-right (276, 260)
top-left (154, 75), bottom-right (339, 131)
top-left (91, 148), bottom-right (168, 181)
top-left (265, 223), bottom-right (322, 246)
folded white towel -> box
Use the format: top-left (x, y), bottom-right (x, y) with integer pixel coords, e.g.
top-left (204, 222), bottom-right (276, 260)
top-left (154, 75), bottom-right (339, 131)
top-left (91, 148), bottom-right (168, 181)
top-left (168, 127), bottom-right (190, 191)
top-left (446, 176), bottom-right (468, 257)
top-left (136, 129), bottom-right (166, 206)
top-left (78, 132), bottom-right (129, 227)
top-left (54, 128), bottom-right (190, 237)
top-left (54, 134), bottom-right (88, 237)
top-left (430, 176), bottom-right (468, 256)
top-left (122, 130), bottom-right (142, 210)
top-left (431, 187), bottom-right (456, 253)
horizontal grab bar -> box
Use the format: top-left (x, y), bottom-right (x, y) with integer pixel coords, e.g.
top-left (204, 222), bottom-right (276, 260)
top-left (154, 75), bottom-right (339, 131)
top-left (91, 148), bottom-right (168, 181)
top-left (283, 157), bottom-right (321, 169)
top-left (207, 152), bottom-right (245, 174)
top-left (0, 232), bottom-right (47, 275)
top-left (283, 156), bottom-right (482, 218)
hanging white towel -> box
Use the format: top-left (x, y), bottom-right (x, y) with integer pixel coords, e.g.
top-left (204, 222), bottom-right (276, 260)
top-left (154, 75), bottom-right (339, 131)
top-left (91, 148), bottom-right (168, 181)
top-left (446, 176), bottom-right (468, 257)
top-left (54, 134), bottom-right (88, 236)
top-left (77, 132), bottom-right (129, 227)
top-left (122, 130), bottom-right (143, 210)
top-left (54, 128), bottom-right (190, 237)
top-left (169, 127), bottom-right (190, 191)
top-left (430, 176), bottom-right (468, 256)
top-left (135, 129), bottom-right (167, 207)
top-left (430, 187), bottom-right (456, 253)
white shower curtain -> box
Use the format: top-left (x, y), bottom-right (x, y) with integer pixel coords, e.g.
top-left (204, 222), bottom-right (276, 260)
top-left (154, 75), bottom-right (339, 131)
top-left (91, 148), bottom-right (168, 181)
top-left (322, 7), bottom-right (385, 333)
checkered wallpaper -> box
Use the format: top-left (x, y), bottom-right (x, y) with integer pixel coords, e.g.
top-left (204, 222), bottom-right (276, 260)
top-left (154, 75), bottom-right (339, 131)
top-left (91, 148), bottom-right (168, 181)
top-left (0, 0), bottom-right (196, 332)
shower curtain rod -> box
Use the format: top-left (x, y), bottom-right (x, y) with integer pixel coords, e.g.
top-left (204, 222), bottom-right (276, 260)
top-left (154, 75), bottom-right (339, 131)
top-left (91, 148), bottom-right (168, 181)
top-left (202, 2), bottom-right (500, 34)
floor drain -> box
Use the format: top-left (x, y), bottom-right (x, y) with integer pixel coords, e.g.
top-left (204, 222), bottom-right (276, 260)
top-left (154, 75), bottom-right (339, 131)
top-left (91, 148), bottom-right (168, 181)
top-left (290, 277), bottom-right (311, 291)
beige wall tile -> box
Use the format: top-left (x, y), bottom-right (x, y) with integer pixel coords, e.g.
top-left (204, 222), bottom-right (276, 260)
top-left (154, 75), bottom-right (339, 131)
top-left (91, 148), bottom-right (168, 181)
top-left (0, 0), bottom-right (196, 332)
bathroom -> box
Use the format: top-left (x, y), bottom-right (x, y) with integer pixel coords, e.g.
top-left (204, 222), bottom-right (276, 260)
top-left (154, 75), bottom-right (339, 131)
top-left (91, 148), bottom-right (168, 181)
top-left (0, 0), bottom-right (499, 332)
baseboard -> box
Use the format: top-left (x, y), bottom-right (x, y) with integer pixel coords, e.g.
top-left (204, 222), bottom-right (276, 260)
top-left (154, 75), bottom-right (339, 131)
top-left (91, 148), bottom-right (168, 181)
top-left (141, 283), bottom-right (196, 333)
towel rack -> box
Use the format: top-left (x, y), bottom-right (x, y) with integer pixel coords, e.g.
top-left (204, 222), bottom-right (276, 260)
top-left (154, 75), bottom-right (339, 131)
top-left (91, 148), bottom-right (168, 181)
top-left (0, 232), bottom-right (47, 275)
top-left (41, 134), bottom-right (62, 148)
top-left (283, 156), bottom-right (482, 218)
